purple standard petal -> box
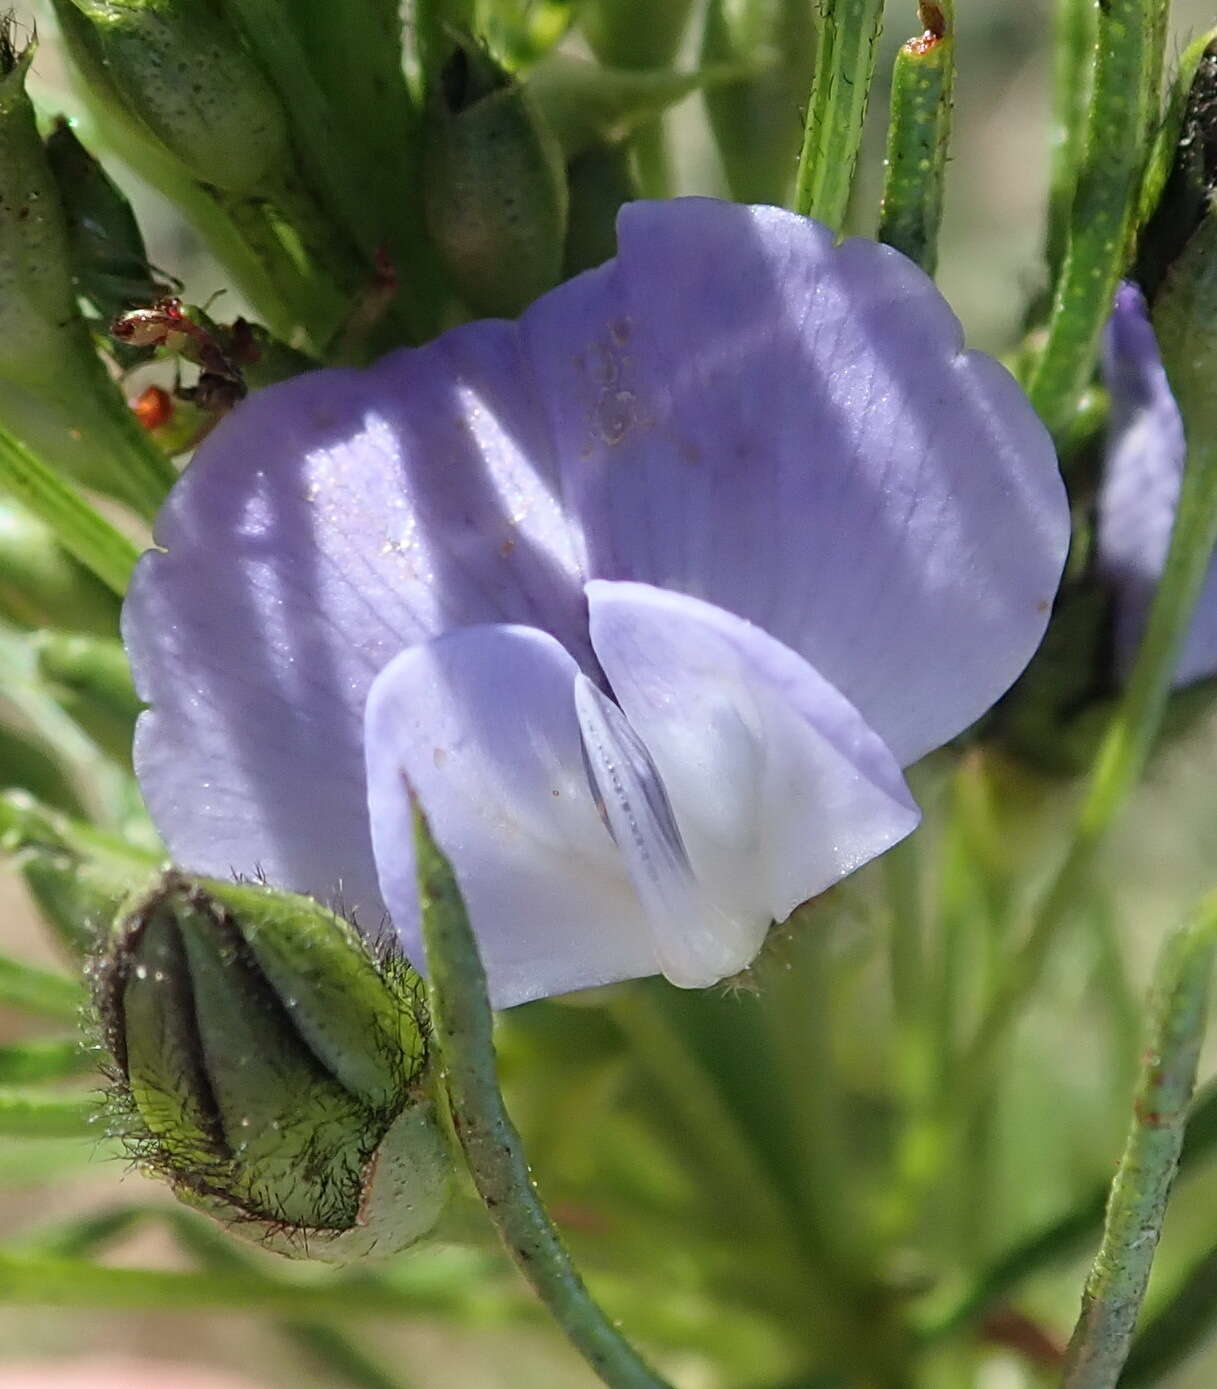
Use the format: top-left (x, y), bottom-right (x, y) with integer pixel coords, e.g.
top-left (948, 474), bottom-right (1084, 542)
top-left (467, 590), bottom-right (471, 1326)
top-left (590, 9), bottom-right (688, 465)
top-left (1098, 281), bottom-right (1217, 687)
top-left (521, 198), bottom-right (1068, 764)
top-left (124, 322), bottom-right (588, 922)
top-left (364, 624), bottom-right (655, 1007)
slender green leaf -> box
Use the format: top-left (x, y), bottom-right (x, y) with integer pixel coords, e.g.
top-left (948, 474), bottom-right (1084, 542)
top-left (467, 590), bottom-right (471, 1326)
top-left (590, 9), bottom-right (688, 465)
top-left (794, 0), bottom-right (886, 230)
top-left (0, 426), bottom-right (141, 594)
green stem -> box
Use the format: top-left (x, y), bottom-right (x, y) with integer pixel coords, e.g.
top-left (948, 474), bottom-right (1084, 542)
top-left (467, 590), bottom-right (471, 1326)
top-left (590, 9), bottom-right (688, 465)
top-left (1026, 0), bottom-right (1164, 435)
top-left (794, 0), bottom-right (886, 230)
top-left (0, 952), bottom-right (84, 1023)
top-left (1045, 0), bottom-right (1097, 286)
top-left (412, 802), bottom-right (673, 1389)
top-left (0, 1089), bottom-right (101, 1139)
top-left (1060, 896), bottom-right (1217, 1385)
top-left (877, 0), bottom-right (955, 275)
top-left (0, 427), bottom-right (141, 595)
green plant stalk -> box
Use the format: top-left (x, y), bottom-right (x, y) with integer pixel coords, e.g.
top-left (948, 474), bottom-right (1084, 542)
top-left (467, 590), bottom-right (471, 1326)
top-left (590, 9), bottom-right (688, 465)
top-left (413, 801), bottom-right (674, 1389)
top-left (0, 1089), bottom-right (101, 1138)
top-left (877, 1), bottom-right (955, 275)
top-left (0, 1039), bottom-right (91, 1085)
top-left (1045, 0), bottom-right (1097, 285)
top-left (1060, 896), bottom-right (1217, 1385)
top-left (0, 427), bottom-right (141, 595)
top-left (0, 1248), bottom-right (499, 1318)
top-left (1026, 0), bottom-right (1164, 435)
top-left (0, 952), bottom-right (84, 1022)
top-left (794, 0), bottom-right (886, 230)
top-left (962, 218), bottom-right (1217, 1088)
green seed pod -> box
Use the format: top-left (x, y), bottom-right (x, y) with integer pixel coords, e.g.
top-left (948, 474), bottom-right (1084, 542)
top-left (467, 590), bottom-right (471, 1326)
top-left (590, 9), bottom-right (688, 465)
top-left (0, 498), bottom-right (120, 635)
top-left (96, 872), bottom-right (454, 1261)
top-left (43, 118), bottom-right (166, 319)
top-left (60, 0), bottom-right (289, 196)
top-left (34, 631), bottom-right (141, 767)
top-left (423, 38), bottom-right (567, 318)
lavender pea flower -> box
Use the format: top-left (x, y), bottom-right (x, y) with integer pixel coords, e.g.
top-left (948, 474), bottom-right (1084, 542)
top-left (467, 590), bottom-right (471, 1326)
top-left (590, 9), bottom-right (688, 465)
top-left (122, 199), bottom-right (1068, 1008)
top-left (1098, 281), bottom-right (1217, 688)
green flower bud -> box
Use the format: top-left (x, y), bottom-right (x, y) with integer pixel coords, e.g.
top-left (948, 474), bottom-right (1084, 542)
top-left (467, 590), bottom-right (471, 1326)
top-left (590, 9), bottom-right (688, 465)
top-left (0, 23), bottom-right (176, 514)
top-left (59, 0), bottom-right (289, 197)
top-left (0, 790), bottom-right (157, 953)
top-left (34, 632), bottom-right (140, 766)
top-left (97, 873), bottom-right (453, 1261)
top-left (43, 117), bottom-right (166, 319)
top-left (423, 38), bottom-right (567, 318)
top-left (0, 498), bottom-right (120, 635)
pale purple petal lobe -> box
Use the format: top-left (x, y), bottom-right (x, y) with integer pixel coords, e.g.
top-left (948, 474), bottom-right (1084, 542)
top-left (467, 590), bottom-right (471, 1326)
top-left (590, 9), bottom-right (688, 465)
top-left (364, 624), bottom-right (655, 1008)
top-left (586, 581), bottom-right (920, 940)
top-left (522, 198), bottom-right (1068, 763)
top-left (1098, 281), bottom-right (1217, 686)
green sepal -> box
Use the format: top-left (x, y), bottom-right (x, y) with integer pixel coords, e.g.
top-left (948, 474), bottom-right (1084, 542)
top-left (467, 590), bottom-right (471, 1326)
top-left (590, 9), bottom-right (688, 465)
top-left (423, 37), bottom-right (568, 317)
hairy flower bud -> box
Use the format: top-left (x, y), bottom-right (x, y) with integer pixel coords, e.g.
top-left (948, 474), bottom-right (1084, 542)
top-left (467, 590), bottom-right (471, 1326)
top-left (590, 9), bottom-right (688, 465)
top-left (58, 0), bottom-right (289, 196)
top-left (423, 38), bottom-right (567, 317)
top-left (96, 873), bottom-right (453, 1261)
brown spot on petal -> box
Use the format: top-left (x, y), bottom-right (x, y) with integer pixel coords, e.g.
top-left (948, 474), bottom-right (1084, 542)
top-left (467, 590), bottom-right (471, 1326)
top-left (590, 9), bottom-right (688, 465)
top-left (433, 747), bottom-right (448, 769)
